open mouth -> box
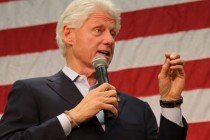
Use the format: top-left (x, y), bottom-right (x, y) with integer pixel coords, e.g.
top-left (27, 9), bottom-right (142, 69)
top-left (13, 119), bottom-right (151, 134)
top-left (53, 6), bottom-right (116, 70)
top-left (98, 50), bottom-right (110, 57)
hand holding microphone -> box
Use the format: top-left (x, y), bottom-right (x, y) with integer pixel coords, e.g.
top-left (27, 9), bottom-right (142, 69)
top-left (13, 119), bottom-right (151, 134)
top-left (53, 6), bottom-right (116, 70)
top-left (92, 56), bottom-right (117, 120)
top-left (66, 83), bottom-right (118, 126)
top-left (65, 56), bottom-right (117, 125)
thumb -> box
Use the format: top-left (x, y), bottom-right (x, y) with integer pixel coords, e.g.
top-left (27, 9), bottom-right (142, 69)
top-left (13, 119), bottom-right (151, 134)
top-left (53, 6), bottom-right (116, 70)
top-left (159, 54), bottom-right (170, 78)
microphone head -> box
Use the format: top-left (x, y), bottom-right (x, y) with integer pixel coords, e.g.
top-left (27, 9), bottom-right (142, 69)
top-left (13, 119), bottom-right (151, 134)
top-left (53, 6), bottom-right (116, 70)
top-left (92, 56), bottom-right (109, 68)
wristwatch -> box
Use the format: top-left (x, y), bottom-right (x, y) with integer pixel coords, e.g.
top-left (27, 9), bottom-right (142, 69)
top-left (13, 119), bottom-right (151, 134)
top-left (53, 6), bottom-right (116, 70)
top-left (160, 96), bottom-right (183, 108)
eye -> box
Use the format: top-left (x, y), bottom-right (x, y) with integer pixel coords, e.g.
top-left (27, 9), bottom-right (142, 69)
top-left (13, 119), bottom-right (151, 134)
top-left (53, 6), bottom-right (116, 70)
top-left (95, 28), bottom-right (102, 33)
top-left (93, 27), bottom-right (103, 36)
top-left (110, 30), bottom-right (117, 38)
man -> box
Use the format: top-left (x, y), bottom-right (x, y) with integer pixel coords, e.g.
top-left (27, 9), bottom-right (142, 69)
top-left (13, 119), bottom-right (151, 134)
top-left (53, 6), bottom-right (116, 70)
top-left (0, 0), bottom-right (188, 140)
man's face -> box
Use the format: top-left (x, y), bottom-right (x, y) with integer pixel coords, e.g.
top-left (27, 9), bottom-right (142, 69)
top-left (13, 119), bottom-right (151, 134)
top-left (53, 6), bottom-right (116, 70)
top-left (68, 10), bottom-right (117, 69)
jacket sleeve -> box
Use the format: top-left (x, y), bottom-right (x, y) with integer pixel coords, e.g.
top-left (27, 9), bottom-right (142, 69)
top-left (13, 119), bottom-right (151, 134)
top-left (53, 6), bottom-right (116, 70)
top-left (144, 102), bottom-right (159, 140)
top-left (0, 80), bottom-right (67, 140)
top-left (159, 115), bottom-right (188, 140)
top-left (144, 102), bottom-right (188, 140)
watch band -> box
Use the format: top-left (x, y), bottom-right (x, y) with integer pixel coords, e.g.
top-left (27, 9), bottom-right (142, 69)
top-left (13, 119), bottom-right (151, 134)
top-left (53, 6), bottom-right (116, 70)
top-left (160, 96), bottom-right (183, 108)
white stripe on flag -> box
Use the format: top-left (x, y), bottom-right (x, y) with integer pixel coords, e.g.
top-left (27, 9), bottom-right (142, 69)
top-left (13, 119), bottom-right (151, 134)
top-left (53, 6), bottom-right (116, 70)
top-left (114, 0), bottom-right (202, 12)
top-left (0, 50), bottom-right (65, 85)
top-left (0, 0), bottom-right (201, 30)
top-left (110, 28), bottom-right (210, 71)
top-left (0, 28), bottom-right (210, 85)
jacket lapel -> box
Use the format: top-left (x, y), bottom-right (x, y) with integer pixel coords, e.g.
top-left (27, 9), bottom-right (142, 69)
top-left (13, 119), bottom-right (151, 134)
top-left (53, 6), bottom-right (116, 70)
top-left (47, 71), bottom-right (84, 106)
top-left (47, 71), bottom-right (126, 133)
top-left (105, 92), bottom-right (126, 133)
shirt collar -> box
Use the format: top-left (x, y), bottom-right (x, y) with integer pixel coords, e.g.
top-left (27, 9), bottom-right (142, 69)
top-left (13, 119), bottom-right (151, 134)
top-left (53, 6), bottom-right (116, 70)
top-left (62, 66), bottom-right (98, 89)
top-left (62, 66), bottom-right (79, 82)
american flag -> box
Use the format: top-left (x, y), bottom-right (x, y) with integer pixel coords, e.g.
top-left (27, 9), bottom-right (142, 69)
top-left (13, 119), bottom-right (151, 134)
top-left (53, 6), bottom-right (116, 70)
top-left (0, 0), bottom-right (210, 139)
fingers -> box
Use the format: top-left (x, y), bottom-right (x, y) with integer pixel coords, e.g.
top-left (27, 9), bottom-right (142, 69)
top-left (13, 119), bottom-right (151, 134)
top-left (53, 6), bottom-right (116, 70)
top-left (91, 83), bottom-right (118, 105)
top-left (169, 58), bottom-right (184, 64)
top-left (95, 84), bottom-right (118, 115)
top-left (68, 83), bottom-right (119, 124)
top-left (159, 55), bottom-right (170, 78)
top-left (103, 91), bottom-right (118, 107)
top-left (95, 82), bottom-right (116, 92)
top-left (168, 52), bottom-right (184, 67)
top-left (88, 83), bottom-right (118, 113)
top-left (165, 52), bottom-right (180, 60)
top-left (98, 88), bottom-right (118, 108)
top-left (102, 103), bottom-right (118, 116)
top-left (159, 52), bottom-right (184, 78)
top-left (168, 53), bottom-right (185, 77)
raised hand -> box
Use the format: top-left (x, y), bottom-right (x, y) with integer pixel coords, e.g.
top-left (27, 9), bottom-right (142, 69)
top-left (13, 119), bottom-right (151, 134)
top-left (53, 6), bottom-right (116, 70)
top-left (158, 52), bottom-right (185, 101)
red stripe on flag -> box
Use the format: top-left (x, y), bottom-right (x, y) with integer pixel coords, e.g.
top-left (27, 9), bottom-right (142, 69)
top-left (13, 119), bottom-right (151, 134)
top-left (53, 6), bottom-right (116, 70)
top-left (109, 58), bottom-right (210, 97)
top-left (1, 1), bottom-right (210, 56)
top-left (117, 0), bottom-right (210, 41)
top-left (187, 121), bottom-right (210, 140)
top-left (0, 23), bottom-right (57, 56)
top-left (0, 0), bottom-right (19, 3)
top-left (0, 85), bottom-right (12, 114)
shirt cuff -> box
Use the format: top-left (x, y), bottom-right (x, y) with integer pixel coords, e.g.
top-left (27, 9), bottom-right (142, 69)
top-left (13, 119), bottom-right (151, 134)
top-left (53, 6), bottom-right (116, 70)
top-left (161, 107), bottom-right (183, 127)
top-left (57, 113), bottom-right (72, 136)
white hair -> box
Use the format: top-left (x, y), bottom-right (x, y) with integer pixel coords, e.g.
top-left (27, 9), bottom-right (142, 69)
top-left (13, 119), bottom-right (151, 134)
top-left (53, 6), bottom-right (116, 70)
top-left (56, 0), bottom-right (121, 57)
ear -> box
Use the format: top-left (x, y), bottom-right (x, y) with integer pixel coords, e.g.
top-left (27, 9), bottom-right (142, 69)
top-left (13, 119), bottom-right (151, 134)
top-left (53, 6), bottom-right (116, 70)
top-left (62, 24), bottom-right (74, 45)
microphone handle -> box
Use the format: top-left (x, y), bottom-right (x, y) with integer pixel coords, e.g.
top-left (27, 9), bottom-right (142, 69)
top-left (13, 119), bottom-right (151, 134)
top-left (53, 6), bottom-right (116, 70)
top-left (96, 66), bottom-right (115, 120)
top-left (96, 65), bottom-right (109, 85)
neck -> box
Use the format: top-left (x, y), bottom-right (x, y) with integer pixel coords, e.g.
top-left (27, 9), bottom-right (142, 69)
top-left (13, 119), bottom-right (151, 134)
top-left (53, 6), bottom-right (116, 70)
top-left (66, 63), bottom-right (97, 86)
top-left (65, 48), bottom-right (98, 86)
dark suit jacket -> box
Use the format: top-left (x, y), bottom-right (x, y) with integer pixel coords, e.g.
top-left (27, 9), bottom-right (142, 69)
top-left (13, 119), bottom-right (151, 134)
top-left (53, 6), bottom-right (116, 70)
top-left (0, 71), bottom-right (188, 140)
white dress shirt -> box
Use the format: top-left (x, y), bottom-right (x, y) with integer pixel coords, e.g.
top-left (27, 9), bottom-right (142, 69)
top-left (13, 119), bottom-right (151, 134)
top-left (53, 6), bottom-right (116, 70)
top-left (57, 66), bottom-right (183, 136)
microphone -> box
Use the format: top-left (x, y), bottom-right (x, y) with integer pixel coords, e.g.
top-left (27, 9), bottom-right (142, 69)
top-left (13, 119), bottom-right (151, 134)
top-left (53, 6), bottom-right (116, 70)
top-left (92, 56), bottom-right (115, 120)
